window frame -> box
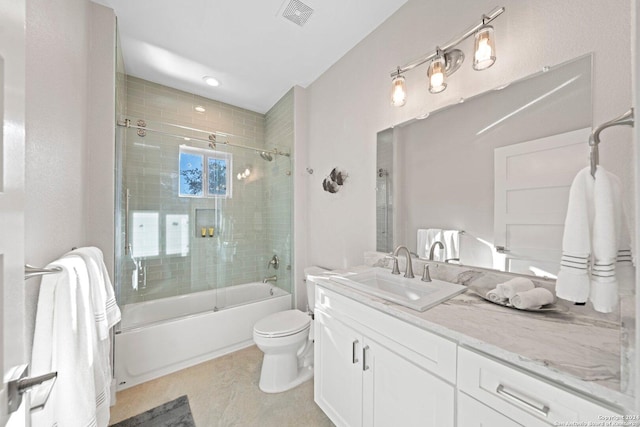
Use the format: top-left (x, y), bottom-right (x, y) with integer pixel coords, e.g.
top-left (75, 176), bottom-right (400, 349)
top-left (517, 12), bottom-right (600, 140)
top-left (178, 145), bottom-right (233, 199)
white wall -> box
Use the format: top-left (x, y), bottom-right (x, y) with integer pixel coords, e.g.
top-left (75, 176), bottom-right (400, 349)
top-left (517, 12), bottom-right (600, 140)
top-left (304, 0), bottom-right (633, 270)
top-left (86, 4), bottom-right (117, 276)
top-left (24, 0), bottom-right (115, 355)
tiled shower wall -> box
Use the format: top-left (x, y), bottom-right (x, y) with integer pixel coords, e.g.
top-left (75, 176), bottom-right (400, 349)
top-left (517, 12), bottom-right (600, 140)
top-left (265, 89), bottom-right (294, 297)
top-left (119, 76), bottom-right (292, 305)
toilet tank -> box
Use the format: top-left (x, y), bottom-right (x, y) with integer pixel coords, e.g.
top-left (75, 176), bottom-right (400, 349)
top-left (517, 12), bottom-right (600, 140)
top-left (303, 266), bottom-right (330, 312)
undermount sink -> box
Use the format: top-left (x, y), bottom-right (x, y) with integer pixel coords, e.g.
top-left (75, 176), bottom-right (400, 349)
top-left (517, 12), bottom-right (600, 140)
top-left (328, 267), bottom-right (466, 312)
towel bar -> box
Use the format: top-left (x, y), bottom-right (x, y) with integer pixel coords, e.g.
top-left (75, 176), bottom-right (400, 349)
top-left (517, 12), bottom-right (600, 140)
top-left (24, 264), bottom-right (62, 280)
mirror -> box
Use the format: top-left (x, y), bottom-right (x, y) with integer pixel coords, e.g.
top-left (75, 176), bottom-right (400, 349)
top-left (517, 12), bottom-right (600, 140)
top-left (377, 54), bottom-right (598, 276)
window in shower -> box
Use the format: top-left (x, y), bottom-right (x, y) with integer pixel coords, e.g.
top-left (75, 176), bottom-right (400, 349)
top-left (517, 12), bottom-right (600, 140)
top-left (131, 211), bottom-right (160, 257)
top-left (179, 146), bottom-right (232, 198)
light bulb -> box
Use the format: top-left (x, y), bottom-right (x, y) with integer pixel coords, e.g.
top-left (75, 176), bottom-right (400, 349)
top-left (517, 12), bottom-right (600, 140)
top-left (473, 26), bottom-right (496, 70)
top-left (390, 75), bottom-right (406, 107)
top-left (244, 168), bottom-right (251, 176)
top-left (428, 55), bottom-right (447, 94)
top-left (237, 173), bottom-right (242, 180)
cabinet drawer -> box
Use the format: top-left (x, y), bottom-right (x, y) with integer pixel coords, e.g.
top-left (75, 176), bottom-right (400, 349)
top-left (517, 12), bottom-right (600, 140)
top-left (457, 391), bottom-right (523, 427)
top-left (316, 285), bottom-right (457, 383)
top-left (457, 347), bottom-right (621, 426)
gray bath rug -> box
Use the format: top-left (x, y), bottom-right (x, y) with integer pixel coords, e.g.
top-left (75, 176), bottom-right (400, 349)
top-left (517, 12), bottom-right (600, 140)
top-left (110, 395), bottom-right (196, 427)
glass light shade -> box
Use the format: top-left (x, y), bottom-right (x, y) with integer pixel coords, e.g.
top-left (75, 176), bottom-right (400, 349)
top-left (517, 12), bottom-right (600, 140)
top-left (390, 75), bottom-right (407, 107)
top-left (428, 56), bottom-right (447, 94)
top-left (473, 25), bottom-right (496, 70)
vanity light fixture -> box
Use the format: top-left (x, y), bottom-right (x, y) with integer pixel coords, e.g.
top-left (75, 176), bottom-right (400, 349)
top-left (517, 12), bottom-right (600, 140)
top-left (473, 23), bottom-right (496, 70)
top-left (389, 6), bottom-right (505, 105)
top-left (427, 49), bottom-right (447, 93)
top-left (390, 71), bottom-right (407, 107)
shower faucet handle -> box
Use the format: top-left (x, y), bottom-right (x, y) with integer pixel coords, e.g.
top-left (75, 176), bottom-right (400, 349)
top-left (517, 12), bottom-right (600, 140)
top-left (268, 254), bottom-right (280, 270)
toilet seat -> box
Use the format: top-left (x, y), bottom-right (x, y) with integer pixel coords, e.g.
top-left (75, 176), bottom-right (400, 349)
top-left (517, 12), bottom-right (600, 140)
top-left (253, 309), bottom-right (310, 338)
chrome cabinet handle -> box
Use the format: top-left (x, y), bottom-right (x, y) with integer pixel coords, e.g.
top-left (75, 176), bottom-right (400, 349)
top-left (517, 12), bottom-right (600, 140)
top-left (352, 340), bottom-right (359, 364)
top-left (496, 384), bottom-right (549, 417)
top-left (362, 345), bottom-right (370, 371)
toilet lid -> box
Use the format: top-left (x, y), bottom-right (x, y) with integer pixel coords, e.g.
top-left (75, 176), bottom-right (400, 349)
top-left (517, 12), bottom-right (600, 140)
top-left (254, 309), bottom-right (310, 338)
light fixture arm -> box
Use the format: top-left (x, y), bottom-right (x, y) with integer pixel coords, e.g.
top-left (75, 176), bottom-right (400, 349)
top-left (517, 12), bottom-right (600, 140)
top-left (390, 6), bottom-right (505, 78)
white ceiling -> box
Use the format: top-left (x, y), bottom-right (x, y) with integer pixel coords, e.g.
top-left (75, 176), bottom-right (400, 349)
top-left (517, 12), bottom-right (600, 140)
top-left (92, 0), bottom-right (408, 113)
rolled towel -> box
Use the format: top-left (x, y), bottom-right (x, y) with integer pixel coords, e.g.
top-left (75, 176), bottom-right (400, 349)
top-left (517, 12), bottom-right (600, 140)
top-left (486, 289), bottom-right (507, 304)
top-left (495, 277), bottom-right (535, 299)
top-left (510, 287), bottom-right (555, 310)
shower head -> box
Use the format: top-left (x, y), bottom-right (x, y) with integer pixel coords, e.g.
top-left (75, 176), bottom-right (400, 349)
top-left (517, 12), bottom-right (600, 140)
top-left (259, 151), bottom-right (273, 161)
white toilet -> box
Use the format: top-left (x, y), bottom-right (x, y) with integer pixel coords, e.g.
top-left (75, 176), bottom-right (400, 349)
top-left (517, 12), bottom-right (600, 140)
top-left (253, 266), bottom-right (328, 393)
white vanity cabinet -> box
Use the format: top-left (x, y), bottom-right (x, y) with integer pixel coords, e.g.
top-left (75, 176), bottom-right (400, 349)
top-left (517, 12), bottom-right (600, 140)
top-left (314, 286), bottom-right (456, 427)
top-left (457, 347), bottom-right (621, 426)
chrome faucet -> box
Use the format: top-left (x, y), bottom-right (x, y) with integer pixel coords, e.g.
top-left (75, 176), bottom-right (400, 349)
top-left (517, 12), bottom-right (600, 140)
top-left (428, 241), bottom-right (445, 261)
top-left (263, 275), bottom-right (277, 284)
top-left (391, 245), bottom-right (414, 278)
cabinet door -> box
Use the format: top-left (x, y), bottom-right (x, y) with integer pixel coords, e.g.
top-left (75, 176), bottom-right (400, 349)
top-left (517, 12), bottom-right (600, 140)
top-left (363, 338), bottom-right (455, 427)
top-left (458, 392), bottom-right (523, 427)
top-left (315, 310), bottom-right (363, 427)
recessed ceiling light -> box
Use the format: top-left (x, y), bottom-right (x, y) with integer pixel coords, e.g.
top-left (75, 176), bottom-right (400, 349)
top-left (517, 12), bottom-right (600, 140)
top-left (195, 106), bottom-right (206, 113)
top-left (203, 76), bottom-right (219, 87)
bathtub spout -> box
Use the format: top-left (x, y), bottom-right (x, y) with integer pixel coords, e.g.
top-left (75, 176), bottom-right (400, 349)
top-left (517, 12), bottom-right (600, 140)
top-left (263, 275), bottom-right (277, 284)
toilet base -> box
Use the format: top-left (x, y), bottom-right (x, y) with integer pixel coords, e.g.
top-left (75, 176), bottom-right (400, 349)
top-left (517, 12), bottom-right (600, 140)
top-left (257, 340), bottom-right (314, 393)
top-left (259, 364), bottom-right (313, 394)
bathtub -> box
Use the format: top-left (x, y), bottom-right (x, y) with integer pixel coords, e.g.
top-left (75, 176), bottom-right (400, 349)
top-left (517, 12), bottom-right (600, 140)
top-left (114, 282), bottom-right (291, 390)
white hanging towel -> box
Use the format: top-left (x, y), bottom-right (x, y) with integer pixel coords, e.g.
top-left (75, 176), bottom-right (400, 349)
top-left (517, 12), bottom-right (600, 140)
top-left (31, 256), bottom-right (101, 427)
top-left (70, 247), bottom-right (121, 426)
top-left (416, 228), bottom-right (442, 258)
top-left (70, 247), bottom-right (121, 340)
top-left (556, 166), bottom-right (634, 313)
top-left (608, 173), bottom-right (635, 296)
top-left (440, 230), bottom-right (461, 261)
top-left (556, 167), bottom-right (594, 303)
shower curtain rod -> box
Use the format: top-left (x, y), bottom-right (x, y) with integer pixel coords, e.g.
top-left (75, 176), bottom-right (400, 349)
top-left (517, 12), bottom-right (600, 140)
top-left (116, 118), bottom-right (291, 158)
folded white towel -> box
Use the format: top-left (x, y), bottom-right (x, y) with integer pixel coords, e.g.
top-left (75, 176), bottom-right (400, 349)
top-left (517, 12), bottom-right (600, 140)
top-left (556, 167), bottom-right (594, 303)
top-left (486, 289), bottom-right (507, 304)
top-left (510, 287), bottom-right (555, 310)
top-left (495, 277), bottom-right (535, 299)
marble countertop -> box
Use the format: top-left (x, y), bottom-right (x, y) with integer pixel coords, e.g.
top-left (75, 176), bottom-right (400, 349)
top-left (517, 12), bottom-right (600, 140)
top-left (313, 265), bottom-right (634, 411)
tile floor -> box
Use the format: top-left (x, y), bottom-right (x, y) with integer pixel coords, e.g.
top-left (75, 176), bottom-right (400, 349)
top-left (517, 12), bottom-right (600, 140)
top-left (109, 345), bottom-right (334, 426)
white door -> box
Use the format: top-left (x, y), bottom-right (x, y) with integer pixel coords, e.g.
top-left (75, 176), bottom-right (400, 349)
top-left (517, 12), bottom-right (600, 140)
top-left (494, 128), bottom-right (591, 277)
top-left (0, 0), bottom-right (28, 425)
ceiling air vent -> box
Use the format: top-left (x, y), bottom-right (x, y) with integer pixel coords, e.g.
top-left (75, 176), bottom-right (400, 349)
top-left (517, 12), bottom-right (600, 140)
top-left (282, 0), bottom-right (314, 27)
